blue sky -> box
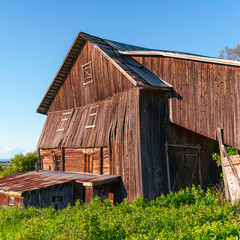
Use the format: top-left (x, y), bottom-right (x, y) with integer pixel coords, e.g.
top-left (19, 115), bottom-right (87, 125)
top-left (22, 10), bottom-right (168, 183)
top-left (0, 0), bottom-right (240, 159)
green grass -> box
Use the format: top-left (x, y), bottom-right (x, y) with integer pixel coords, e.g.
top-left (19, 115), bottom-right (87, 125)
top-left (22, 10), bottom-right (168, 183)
top-left (0, 186), bottom-right (240, 239)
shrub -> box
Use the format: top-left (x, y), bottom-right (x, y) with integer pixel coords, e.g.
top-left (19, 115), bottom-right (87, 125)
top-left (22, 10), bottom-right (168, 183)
top-left (0, 186), bottom-right (239, 239)
top-left (0, 151), bottom-right (38, 177)
top-left (212, 146), bottom-right (239, 167)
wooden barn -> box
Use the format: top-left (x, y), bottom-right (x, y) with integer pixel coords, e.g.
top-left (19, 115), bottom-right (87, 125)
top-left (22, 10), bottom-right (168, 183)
top-left (1, 32), bottom-right (240, 207)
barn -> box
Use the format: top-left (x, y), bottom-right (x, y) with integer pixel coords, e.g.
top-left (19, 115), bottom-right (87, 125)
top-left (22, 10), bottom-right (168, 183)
top-left (1, 32), bottom-right (240, 207)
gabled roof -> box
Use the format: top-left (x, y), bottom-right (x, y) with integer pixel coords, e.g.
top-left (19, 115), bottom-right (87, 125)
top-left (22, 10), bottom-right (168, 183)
top-left (37, 32), bottom-right (172, 115)
top-left (38, 32), bottom-right (240, 115)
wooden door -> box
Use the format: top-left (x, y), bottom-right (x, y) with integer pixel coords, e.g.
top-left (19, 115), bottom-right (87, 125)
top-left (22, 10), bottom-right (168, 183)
top-left (165, 142), bottom-right (201, 192)
top-left (84, 154), bottom-right (93, 173)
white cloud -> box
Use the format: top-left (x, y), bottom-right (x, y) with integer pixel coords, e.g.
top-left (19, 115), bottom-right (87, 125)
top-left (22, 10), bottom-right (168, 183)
top-left (0, 147), bottom-right (35, 159)
top-left (0, 147), bottom-right (15, 153)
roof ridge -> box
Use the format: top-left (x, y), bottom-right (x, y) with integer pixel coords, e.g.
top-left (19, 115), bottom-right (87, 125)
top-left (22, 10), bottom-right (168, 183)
top-left (80, 32), bottom-right (240, 66)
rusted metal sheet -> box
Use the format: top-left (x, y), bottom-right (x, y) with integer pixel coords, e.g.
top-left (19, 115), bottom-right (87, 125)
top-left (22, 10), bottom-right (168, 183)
top-left (0, 171), bottom-right (120, 196)
top-left (222, 155), bottom-right (240, 202)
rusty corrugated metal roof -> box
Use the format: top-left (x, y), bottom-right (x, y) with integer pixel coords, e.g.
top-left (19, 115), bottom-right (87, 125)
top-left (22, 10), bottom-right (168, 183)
top-left (0, 171), bottom-right (120, 196)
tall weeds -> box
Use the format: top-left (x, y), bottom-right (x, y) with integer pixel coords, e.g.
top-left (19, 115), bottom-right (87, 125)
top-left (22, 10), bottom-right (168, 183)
top-left (0, 186), bottom-right (239, 239)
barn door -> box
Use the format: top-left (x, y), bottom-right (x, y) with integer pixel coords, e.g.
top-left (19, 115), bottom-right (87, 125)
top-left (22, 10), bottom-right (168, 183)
top-left (165, 141), bottom-right (202, 192)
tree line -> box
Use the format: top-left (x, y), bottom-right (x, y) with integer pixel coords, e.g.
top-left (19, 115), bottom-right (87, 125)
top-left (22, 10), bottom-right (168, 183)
top-left (0, 151), bottom-right (37, 177)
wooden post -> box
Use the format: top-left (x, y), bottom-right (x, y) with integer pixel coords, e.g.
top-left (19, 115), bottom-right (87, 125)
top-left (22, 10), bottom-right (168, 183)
top-left (99, 147), bottom-right (103, 175)
top-left (165, 140), bottom-right (171, 193)
top-left (85, 187), bottom-right (93, 206)
top-left (222, 145), bottom-right (240, 188)
top-left (61, 147), bottom-right (65, 172)
top-left (198, 144), bottom-right (202, 187)
top-left (37, 148), bottom-right (41, 170)
top-left (109, 192), bottom-right (114, 202)
top-left (35, 162), bottom-right (39, 172)
top-left (217, 128), bottom-right (230, 201)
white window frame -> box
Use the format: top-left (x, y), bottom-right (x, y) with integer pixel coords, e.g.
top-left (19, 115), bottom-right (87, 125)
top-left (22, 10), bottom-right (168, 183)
top-left (85, 106), bottom-right (99, 129)
top-left (57, 112), bottom-right (72, 132)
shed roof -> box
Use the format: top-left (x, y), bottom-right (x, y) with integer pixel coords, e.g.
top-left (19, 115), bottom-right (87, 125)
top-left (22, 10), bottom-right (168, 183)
top-left (37, 32), bottom-right (172, 115)
top-left (0, 171), bottom-right (120, 196)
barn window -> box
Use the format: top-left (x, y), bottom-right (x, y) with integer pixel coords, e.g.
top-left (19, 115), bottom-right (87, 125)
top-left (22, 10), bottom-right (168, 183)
top-left (57, 112), bottom-right (72, 132)
top-left (85, 106), bottom-right (99, 129)
top-left (52, 195), bottom-right (64, 203)
top-left (82, 61), bottom-right (93, 85)
top-left (84, 154), bottom-right (93, 173)
top-left (54, 154), bottom-right (62, 171)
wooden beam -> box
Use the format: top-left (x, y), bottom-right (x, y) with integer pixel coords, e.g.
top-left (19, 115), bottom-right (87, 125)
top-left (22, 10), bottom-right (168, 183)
top-left (166, 143), bottom-right (201, 149)
top-left (99, 147), bottom-right (103, 175)
top-left (222, 145), bottom-right (240, 188)
top-left (217, 128), bottom-right (230, 201)
top-left (85, 186), bottom-right (93, 206)
top-left (61, 147), bottom-right (65, 172)
top-left (165, 140), bottom-right (171, 193)
top-left (119, 50), bottom-right (240, 67)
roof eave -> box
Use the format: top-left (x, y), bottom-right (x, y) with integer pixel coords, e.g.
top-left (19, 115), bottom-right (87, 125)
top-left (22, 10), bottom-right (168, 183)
top-left (36, 34), bottom-right (87, 115)
top-left (119, 50), bottom-right (240, 67)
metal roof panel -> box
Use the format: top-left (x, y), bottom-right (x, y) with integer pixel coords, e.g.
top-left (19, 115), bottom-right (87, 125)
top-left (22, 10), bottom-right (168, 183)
top-left (0, 171), bottom-right (120, 195)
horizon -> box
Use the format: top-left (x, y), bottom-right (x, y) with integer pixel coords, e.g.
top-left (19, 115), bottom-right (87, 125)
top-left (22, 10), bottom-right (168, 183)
top-left (1, 0), bottom-right (240, 158)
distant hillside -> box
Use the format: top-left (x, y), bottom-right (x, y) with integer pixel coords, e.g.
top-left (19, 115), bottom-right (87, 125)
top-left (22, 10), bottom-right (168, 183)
top-left (0, 159), bottom-right (10, 163)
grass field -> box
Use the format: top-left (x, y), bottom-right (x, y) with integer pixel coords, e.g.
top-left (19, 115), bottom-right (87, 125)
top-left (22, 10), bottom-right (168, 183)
top-left (0, 186), bottom-right (239, 239)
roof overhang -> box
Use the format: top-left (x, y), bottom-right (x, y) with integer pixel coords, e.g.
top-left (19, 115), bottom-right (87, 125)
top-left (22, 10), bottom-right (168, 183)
top-left (37, 34), bottom-right (86, 114)
top-left (0, 171), bottom-right (121, 195)
top-left (119, 50), bottom-right (240, 67)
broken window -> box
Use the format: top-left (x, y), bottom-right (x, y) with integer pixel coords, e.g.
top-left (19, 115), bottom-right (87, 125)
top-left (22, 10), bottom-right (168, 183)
top-left (85, 106), bottom-right (99, 129)
top-left (57, 112), bottom-right (72, 132)
top-left (82, 61), bottom-right (93, 85)
top-left (52, 195), bottom-right (64, 203)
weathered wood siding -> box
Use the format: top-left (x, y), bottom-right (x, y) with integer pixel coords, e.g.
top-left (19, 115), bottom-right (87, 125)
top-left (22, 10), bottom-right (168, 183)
top-left (41, 149), bottom-right (56, 170)
top-left (139, 89), bottom-right (219, 199)
top-left (64, 148), bottom-right (109, 174)
top-left (64, 149), bottom-right (84, 173)
top-left (134, 56), bottom-right (240, 149)
top-left (0, 192), bottom-right (23, 207)
top-left (166, 124), bottom-right (219, 188)
top-left (40, 148), bottom-right (110, 174)
top-left (37, 111), bottom-right (73, 149)
top-left (139, 90), bottom-right (169, 199)
top-left (48, 41), bottom-right (134, 113)
top-left (22, 182), bottom-right (74, 209)
top-left (38, 89), bottom-right (142, 202)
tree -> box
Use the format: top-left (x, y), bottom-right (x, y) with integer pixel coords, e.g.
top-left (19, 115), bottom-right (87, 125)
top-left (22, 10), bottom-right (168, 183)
top-left (0, 151), bottom-right (38, 177)
top-left (219, 44), bottom-right (240, 60)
